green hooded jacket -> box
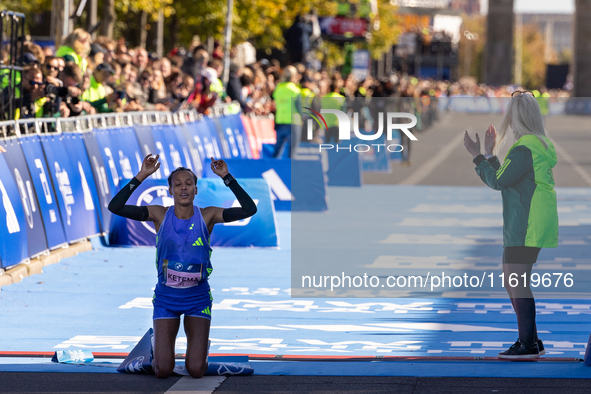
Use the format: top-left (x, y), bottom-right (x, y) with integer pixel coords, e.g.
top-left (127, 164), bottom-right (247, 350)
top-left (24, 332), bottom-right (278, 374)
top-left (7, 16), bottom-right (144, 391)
top-left (474, 134), bottom-right (559, 248)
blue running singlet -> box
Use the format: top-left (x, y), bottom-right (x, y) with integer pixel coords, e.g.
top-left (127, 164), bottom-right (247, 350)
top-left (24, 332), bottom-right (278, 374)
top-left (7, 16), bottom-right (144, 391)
top-left (152, 205), bottom-right (213, 320)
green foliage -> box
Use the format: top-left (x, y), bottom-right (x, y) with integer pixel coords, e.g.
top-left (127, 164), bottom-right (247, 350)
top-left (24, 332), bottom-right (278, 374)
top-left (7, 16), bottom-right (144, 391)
top-left (458, 14), bottom-right (486, 82)
top-left (367, 0), bottom-right (401, 60)
top-left (519, 23), bottom-right (546, 89)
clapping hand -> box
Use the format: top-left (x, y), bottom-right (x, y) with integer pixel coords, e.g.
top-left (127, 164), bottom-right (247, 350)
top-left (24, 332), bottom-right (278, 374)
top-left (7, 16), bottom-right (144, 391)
top-left (484, 124), bottom-right (497, 156)
top-left (464, 130), bottom-right (481, 158)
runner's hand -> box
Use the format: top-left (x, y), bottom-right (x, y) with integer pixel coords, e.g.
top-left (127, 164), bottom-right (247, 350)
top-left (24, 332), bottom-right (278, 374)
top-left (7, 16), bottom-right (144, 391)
top-left (210, 157), bottom-right (229, 178)
top-left (137, 154), bottom-right (160, 181)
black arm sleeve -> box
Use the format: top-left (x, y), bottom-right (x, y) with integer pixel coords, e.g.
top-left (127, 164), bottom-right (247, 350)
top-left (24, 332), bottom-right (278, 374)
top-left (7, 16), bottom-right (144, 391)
top-left (221, 178), bottom-right (258, 222)
top-left (108, 177), bottom-right (150, 221)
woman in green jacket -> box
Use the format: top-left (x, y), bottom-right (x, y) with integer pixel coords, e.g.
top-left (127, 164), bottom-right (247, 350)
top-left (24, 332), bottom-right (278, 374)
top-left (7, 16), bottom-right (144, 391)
top-left (464, 91), bottom-right (558, 359)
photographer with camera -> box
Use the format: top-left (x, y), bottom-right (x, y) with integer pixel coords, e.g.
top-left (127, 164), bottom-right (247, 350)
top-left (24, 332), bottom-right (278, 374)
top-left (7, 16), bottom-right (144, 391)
top-left (81, 62), bottom-right (123, 113)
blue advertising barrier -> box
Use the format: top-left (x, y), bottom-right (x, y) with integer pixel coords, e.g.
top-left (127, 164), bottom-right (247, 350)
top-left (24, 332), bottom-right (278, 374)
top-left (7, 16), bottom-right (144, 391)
top-left (292, 159), bottom-right (328, 211)
top-left (183, 120), bottom-right (223, 171)
top-left (326, 148), bottom-right (362, 187)
top-left (204, 117), bottom-right (230, 159)
top-left (0, 151), bottom-right (29, 268)
top-left (387, 129), bottom-right (403, 161)
top-left (202, 159), bottom-right (292, 211)
top-left (91, 127), bottom-right (143, 194)
top-left (150, 125), bottom-right (193, 177)
top-left (81, 131), bottom-right (114, 231)
top-left (19, 135), bottom-right (67, 249)
top-left (0, 138), bottom-right (49, 257)
top-left (41, 133), bottom-right (101, 242)
top-left (172, 124), bottom-right (204, 178)
top-left (218, 114), bottom-right (252, 159)
top-left (261, 143), bottom-right (289, 159)
top-left (109, 178), bottom-right (277, 247)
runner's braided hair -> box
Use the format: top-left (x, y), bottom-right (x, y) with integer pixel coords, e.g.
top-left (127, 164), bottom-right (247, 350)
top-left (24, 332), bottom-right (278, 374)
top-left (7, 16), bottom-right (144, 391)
top-left (168, 167), bottom-right (197, 187)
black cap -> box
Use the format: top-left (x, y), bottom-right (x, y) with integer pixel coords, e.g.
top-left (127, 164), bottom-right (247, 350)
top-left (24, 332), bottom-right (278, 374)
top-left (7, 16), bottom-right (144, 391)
top-left (96, 62), bottom-right (115, 74)
top-left (20, 52), bottom-right (39, 65)
top-left (90, 43), bottom-right (108, 57)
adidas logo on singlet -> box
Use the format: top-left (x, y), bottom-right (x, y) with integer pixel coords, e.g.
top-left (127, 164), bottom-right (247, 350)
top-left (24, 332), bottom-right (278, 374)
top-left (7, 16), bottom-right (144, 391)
top-left (193, 237), bottom-right (203, 246)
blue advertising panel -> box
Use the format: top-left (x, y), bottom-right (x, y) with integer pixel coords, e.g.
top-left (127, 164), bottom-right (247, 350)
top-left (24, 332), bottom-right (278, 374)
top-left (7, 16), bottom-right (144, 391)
top-left (292, 160), bottom-right (327, 211)
top-left (81, 131), bottom-right (113, 231)
top-left (19, 135), bottom-right (67, 249)
top-left (150, 125), bottom-right (192, 177)
top-left (62, 133), bottom-right (102, 236)
top-left (204, 117), bottom-right (230, 159)
top-left (133, 124), bottom-right (167, 182)
top-left (0, 138), bottom-right (48, 257)
top-left (92, 127), bottom-right (143, 191)
top-left (0, 152), bottom-right (28, 268)
top-left (218, 114), bottom-right (252, 159)
top-left (354, 134), bottom-right (391, 172)
top-left (202, 158), bottom-right (292, 211)
top-left (109, 178), bottom-right (277, 247)
top-left (172, 124), bottom-right (204, 178)
top-left (327, 148), bottom-right (362, 186)
top-left (41, 133), bottom-right (100, 242)
top-left (183, 120), bottom-right (223, 172)
top-left (387, 130), bottom-right (403, 161)
top-left (261, 143), bottom-right (289, 159)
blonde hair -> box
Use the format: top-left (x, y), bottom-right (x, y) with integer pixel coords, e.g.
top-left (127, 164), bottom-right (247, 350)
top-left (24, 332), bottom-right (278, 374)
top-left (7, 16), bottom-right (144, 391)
top-left (496, 94), bottom-right (548, 155)
top-left (64, 28), bottom-right (91, 57)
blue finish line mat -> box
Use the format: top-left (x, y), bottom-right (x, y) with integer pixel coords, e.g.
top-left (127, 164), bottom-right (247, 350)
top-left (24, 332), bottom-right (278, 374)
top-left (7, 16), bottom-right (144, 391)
top-left (1, 186), bottom-right (591, 378)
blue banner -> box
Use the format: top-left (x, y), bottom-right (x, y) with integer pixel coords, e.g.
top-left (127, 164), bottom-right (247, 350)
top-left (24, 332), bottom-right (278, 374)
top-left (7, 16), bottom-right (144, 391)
top-left (204, 117), bottom-right (230, 159)
top-left (150, 125), bottom-right (192, 177)
top-left (172, 124), bottom-right (204, 178)
top-left (218, 114), bottom-right (252, 159)
top-left (0, 152), bottom-right (28, 268)
top-left (0, 138), bottom-right (48, 257)
top-left (110, 178), bottom-right (277, 247)
top-left (92, 127), bottom-right (143, 190)
top-left (292, 160), bottom-right (328, 211)
top-left (41, 133), bottom-right (100, 242)
top-left (19, 135), bottom-right (67, 249)
top-left (182, 120), bottom-right (224, 174)
top-left (81, 131), bottom-right (113, 232)
top-left (203, 159), bottom-right (292, 211)
top-left (327, 148), bottom-right (362, 186)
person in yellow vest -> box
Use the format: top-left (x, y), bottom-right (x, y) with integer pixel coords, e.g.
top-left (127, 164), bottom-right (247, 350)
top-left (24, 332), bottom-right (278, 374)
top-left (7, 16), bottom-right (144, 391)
top-left (56, 28), bottom-right (91, 74)
top-left (299, 72), bottom-right (318, 142)
top-left (82, 62), bottom-right (121, 113)
top-left (322, 78), bottom-right (346, 143)
top-left (271, 66), bottom-right (302, 158)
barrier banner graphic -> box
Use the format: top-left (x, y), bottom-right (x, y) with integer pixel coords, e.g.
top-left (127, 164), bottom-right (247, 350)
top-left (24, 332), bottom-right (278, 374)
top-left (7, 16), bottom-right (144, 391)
top-left (173, 124), bottom-right (204, 178)
top-left (19, 135), bottom-right (67, 249)
top-left (0, 138), bottom-right (49, 257)
top-left (182, 120), bottom-right (223, 172)
top-left (0, 151), bottom-right (28, 268)
top-left (41, 134), bottom-right (100, 242)
top-left (202, 158), bottom-right (292, 211)
top-left (81, 131), bottom-right (114, 232)
top-left (149, 125), bottom-right (192, 177)
top-left (220, 114), bottom-right (253, 159)
top-left (239, 115), bottom-right (260, 159)
top-left (204, 117), bottom-right (230, 159)
top-left (109, 178), bottom-right (277, 247)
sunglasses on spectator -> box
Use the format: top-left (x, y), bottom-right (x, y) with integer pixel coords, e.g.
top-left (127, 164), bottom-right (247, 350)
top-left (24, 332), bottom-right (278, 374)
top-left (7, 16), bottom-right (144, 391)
top-left (45, 65), bottom-right (59, 72)
top-left (511, 90), bottom-right (534, 97)
top-left (29, 81), bottom-right (44, 86)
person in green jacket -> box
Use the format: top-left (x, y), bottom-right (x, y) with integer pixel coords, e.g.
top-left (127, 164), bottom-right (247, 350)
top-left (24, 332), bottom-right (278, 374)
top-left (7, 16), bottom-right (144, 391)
top-left (464, 91), bottom-right (558, 360)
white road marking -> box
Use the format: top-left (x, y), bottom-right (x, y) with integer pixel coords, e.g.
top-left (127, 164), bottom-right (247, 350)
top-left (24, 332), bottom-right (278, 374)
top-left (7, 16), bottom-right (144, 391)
top-left (165, 376), bottom-right (226, 394)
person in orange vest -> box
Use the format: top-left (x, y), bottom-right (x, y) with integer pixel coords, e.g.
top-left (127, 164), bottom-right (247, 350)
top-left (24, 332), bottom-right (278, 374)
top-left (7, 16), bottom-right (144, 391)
top-left (271, 66), bottom-right (301, 158)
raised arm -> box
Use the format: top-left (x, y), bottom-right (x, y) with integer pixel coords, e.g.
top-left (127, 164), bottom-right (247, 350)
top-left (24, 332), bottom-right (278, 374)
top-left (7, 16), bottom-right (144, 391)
top-left (204, 157), bottom-right (257, 228)
top-left (108, 154), bottom-right (166, 225)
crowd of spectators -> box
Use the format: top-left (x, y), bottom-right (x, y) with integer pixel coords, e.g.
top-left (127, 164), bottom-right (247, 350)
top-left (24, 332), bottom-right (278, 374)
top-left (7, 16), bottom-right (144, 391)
top-left (0, 26), bottom-right (570, 123)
